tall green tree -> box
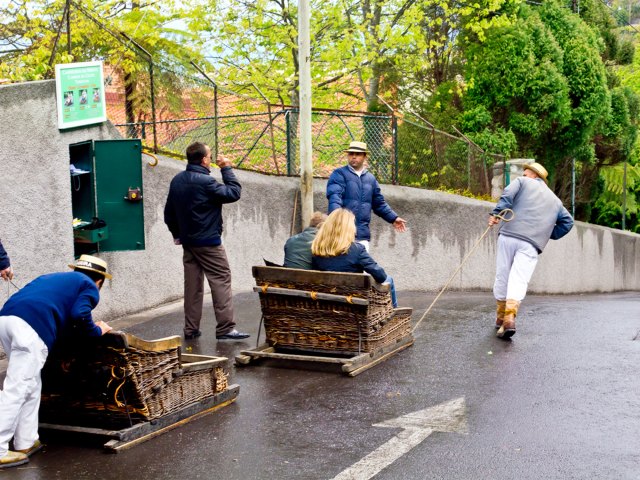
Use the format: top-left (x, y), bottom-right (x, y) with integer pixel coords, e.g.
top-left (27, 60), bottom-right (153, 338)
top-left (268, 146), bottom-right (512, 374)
top-left (0, 1), bottom-right (208, 81)
top-left (461, 1), bottom-right (610, 205)
top-left (0, 0), bottom-right (213, 138)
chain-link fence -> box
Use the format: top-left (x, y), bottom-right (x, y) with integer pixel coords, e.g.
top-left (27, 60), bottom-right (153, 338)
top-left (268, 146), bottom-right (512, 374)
top-left (397, 118), bottom-right (501, 196)
top-left (284, 110), bottom-right (395, 180)
top-left (104, 63), bottom-right (502, 195)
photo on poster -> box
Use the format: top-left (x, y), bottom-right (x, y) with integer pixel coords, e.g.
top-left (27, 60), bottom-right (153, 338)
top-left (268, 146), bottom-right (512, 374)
top-left (64, 90), bottom-right (74, 106)
top-left (93, 88), bottom-right (101, 103)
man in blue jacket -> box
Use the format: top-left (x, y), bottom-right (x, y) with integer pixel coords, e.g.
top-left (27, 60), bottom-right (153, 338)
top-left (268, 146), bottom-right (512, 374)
top-left (489, 162), bottom-right (574, 339)
top-left (326, 141), bottom-right (407, 251)
top-left (164, 142), bottom-right (249, 341)
top-left (0, 255), bottom-right (113, 469)
top-left (0, 239), bottom-right (12, 281)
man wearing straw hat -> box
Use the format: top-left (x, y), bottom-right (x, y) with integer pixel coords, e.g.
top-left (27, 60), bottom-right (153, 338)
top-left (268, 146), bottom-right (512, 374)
top-left (489, 162), bottom-right (573, 339)
top-left (0, 255), bottom-right (113, 469)
top-left (0, 239), bottom-right (12, 281)
top-left (327, 141), bottom-right (407, 252)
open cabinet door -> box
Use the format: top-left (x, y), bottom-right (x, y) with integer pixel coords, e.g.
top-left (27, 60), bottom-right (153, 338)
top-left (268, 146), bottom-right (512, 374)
top-left (93, 139), bottom-right (145, 251)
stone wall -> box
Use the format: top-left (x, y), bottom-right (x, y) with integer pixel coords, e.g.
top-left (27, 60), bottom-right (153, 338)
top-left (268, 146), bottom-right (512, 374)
top-left (1, 80), bottom-right (638, 322)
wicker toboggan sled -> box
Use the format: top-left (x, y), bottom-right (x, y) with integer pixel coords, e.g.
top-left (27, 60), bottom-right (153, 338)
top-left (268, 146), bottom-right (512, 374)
top-left (235, 266), bottom-right (414, 376)
top-left (39, 331), bottom-right (239, 451)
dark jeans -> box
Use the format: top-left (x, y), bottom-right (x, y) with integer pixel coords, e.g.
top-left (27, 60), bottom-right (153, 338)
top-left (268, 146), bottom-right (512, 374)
top-left (183, 245), bottom-right (236, 336)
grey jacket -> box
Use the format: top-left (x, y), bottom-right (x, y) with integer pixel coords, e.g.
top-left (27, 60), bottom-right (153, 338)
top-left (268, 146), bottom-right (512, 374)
top-left (492, 177), bottom-right (574, 253)
top-left (283, 227), bottom-right (318, 269)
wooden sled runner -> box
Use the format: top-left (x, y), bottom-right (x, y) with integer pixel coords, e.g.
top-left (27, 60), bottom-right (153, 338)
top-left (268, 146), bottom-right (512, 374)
top-left (236, 266), bottom-right (414, 376)
top-left (40, 332), bottom-right (239, 452)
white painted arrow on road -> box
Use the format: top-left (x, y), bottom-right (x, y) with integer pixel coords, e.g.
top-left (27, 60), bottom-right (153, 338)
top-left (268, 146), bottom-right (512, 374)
top-left (332, 397), bottom-right (468, 480)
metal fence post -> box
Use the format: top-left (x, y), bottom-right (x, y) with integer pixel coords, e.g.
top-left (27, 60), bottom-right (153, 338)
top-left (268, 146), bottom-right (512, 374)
top-left (502, 155), bottom-right (507, 189)
top-left (214, 85), bottom-right (218, 159)
top-left (149, 62), bottom-right (157, 153)
top-left (571, 158), bottom-right (576, 218)
top-left (622, 159), bottom-right (627, 230)
top-left (286, 110), bottom-right (292, 175)
top-left (467, 143), bottom-right (471, 191)
top-left (66, 0), bottom-right (71, 56)
top-left (392, 114), bottom-right (398, 185)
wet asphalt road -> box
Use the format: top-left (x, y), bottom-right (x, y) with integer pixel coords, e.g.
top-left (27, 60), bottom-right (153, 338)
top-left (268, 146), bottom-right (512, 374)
top-left (2, 291), bottom-right (640, 480)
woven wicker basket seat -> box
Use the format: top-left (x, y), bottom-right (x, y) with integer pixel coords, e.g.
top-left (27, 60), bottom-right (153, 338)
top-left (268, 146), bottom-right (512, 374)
top-left (252, 266), bottom-right (413, 354)
top-left (41, 331), bottom-right (230, 425)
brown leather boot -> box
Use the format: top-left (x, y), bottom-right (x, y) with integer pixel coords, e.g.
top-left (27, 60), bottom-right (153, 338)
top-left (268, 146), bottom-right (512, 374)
top-left (497, 299), bottom-right (519, 339)
top-left (0, 451), bottom-right (28, 469)
top-left (495, 300), bottom-right (506, 329)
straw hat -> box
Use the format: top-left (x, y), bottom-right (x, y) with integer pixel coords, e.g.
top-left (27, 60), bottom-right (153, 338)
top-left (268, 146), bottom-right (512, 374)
top-left (68, 254), bottom-right (112, 279)
top-left (345, 141), bottom-right (368, 153)
top-left (524, 162), bottom-right (548, 183)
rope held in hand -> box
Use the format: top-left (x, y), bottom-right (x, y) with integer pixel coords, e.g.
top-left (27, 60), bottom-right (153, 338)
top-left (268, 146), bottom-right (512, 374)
top-left (411, 209), bottom-right (514, 334)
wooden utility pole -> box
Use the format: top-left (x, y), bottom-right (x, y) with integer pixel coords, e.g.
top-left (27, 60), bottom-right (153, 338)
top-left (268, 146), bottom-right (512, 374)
top-left (298, 0), bottom-right (313, 229)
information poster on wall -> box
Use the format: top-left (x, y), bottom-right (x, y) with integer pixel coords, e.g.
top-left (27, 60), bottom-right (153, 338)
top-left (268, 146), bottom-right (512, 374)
top-left (55, 61), bottom-right (107, 129)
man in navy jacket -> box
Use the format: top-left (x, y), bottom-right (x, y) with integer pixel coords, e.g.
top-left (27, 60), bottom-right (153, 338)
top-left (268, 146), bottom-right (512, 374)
top-left (0, 255), bottom-right (112, 469)
top-left (0, 239), bottom-right (12, 281)
top-left (326, 141), bottom-right (407, 251)
top-left (164, 142), bottom-right (249, 341)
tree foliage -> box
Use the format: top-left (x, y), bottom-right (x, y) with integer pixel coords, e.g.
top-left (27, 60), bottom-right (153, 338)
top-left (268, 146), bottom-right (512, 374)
top-left (0, 0), bottom-right (208, 81)
top-left (2, 0), bottom-right (640, 229)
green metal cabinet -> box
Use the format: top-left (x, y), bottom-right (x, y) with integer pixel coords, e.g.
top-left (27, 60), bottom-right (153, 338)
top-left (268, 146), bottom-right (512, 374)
top-left (70, 139), bottom-right (145, 255)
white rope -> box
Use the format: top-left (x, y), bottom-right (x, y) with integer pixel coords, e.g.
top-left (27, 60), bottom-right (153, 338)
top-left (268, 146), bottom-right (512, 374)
top-left (411, 209), bottom-right (514, 333)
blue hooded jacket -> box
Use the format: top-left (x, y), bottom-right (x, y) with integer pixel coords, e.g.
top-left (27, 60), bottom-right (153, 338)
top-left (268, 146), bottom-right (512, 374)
top-left (326, 166), bottom-right (398, 241)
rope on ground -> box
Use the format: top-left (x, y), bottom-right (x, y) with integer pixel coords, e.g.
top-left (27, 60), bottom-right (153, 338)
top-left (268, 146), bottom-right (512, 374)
top-left (412, 209), bottom-right (514, 333)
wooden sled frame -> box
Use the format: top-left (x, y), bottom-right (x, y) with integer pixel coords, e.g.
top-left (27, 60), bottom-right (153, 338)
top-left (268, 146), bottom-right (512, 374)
top-left (236, 337), bottom-right (413, 377)
top-left (39, 333), bottom-right (240, 452)
top-left (241, 266), bottom-right (414, 376)
top-left (40, 384), bottom-right (240, 452)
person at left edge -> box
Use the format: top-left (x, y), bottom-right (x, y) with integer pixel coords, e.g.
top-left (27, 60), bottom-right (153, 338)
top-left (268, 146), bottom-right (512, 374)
top-left (164, 141), bottom-right (250, 341)
top-left (0, 255), bottom-right (113, 469)
top-left (0, 239), bottom-right (13, 281)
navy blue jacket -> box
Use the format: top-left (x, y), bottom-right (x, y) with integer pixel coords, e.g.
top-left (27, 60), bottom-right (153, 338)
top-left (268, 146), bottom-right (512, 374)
top-left (312, 243), bottom-right (387, 284)
top-left (0, 239), bottom-right (9, 270)
top-left (164, 164), bottom-right (241, 247)
top-left (326, 166), bottom-right (398, 241)
top-left (0, 272), bottom-right (102, 350)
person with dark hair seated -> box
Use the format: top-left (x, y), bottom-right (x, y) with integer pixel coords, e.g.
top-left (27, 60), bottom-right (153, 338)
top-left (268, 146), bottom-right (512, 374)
top-left (283, 211), bottom-right (327, 270)
top-left (311, 208), bottom-right (397, 307)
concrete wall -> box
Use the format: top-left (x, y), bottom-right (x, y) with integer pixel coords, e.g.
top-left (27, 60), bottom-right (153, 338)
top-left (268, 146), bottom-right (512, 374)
top-left (1, 80), bottom-right (639, 322)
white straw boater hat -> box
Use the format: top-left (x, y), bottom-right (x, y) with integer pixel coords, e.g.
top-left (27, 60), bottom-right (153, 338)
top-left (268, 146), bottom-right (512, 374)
top-left (524, 162), bottom-right (549, 184)
top-left (68, 254), bottom-right (112, 279)
top-left (345, 141), bottom-right (368, 153)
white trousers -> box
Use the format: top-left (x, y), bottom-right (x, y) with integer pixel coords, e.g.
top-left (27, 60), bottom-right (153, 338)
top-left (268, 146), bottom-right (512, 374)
top-left (0, 315), bottom-right (48, 456)
top-left (357, 240), bottom-right (370, 252)
top-left (493, 235), bottom-right (539, 302)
